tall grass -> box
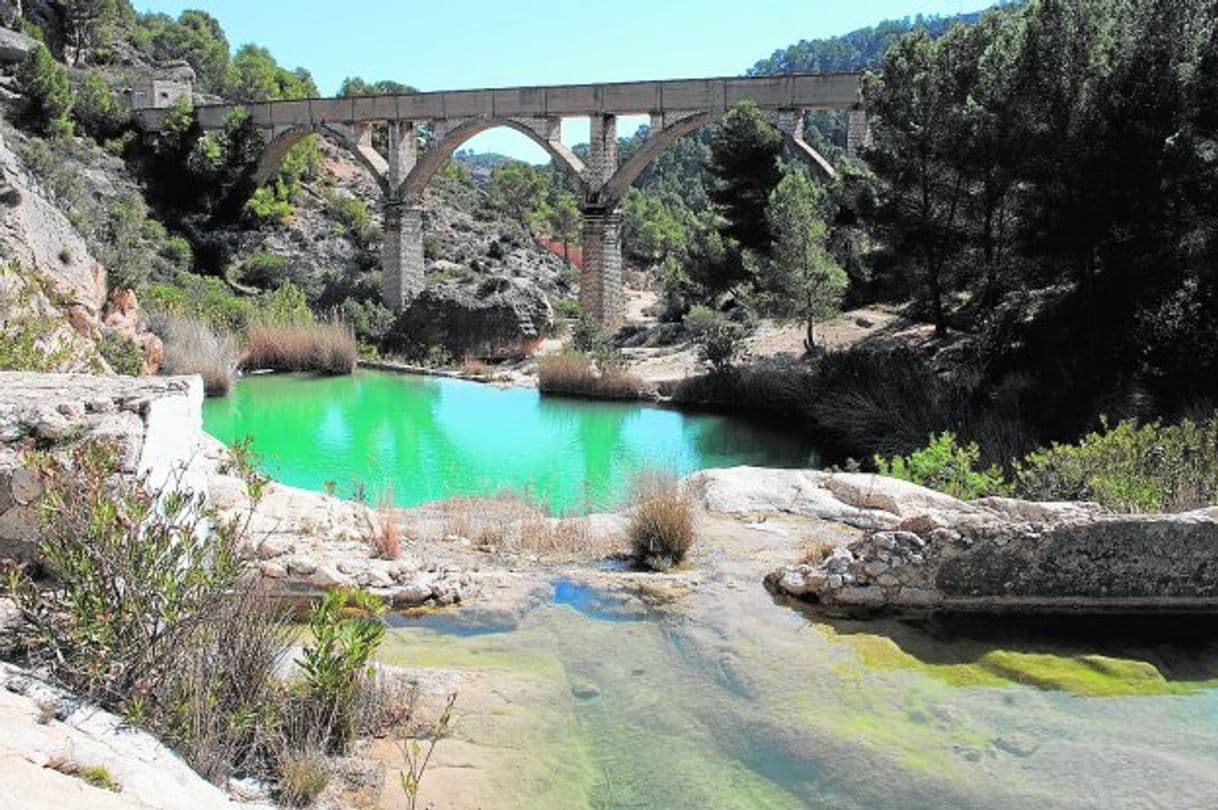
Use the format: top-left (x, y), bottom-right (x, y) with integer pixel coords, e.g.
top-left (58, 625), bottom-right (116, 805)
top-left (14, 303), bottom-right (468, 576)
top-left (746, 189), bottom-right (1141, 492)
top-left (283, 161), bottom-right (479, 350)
top-left (157, 315), bottom-right (240, 396)
top-left (243, 318), bottom-right (357, 375)
top-left (537, 351), bottom-right (650, 400)
top-left (627, 472), bottom-right (695, 571)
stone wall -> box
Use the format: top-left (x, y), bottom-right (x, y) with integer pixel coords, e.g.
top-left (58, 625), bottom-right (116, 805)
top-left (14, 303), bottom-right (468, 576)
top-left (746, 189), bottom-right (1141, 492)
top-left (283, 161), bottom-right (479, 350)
top-left (0, 373), bottom-right (205, 564)
top-left (690, 467), bottom-right (1218, 615)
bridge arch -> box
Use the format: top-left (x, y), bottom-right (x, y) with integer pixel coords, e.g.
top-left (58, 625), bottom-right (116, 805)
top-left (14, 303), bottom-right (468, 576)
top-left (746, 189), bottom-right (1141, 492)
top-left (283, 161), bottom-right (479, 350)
top-left (252, 123), bottom-right (390, 195)
top-left (598, 109), bottom-right (837, 210)
top-left (399, 116), bottom-right (587, 202)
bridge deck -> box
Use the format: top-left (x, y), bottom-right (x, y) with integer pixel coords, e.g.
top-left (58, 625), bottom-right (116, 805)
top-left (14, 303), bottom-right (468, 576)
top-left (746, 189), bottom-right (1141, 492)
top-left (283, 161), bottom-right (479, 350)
top-left (138, 73), bottom-right (864, 131)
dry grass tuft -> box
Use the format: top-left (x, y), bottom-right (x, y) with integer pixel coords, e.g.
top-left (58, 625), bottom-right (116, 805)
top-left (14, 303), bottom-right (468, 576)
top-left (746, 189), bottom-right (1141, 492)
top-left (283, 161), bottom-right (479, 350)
top-left (628, 472), bottom-right (695, 571)
top-left (158, 316), bottom-right (240, 397)
top-left (244, 318), bottom-right (357, 375)
top-left (370, 487), bottom-right (402, 560)
top-left (458, 356), bottom-right (494, 379)
top-left (436, 491), bottom-right (619, 559)
top-left (537, 351), bottom-right (650, 400)
top-left (277, 748), bottom-right (331, 807)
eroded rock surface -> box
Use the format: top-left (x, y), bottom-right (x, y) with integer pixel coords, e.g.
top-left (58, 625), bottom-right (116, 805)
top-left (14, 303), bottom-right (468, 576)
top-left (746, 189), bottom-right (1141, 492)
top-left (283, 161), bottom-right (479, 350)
top-left (0, 663), bottom-right (252, 809)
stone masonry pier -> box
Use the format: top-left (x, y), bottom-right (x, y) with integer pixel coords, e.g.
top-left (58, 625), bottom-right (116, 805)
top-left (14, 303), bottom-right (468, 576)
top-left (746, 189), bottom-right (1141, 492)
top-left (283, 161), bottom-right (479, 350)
top-left (135, 74), bottom-right (866, 325)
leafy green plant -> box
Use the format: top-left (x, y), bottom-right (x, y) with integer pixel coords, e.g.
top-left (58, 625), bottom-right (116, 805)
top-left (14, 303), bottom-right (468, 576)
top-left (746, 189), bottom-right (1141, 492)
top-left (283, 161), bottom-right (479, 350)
top-left (1016, 415), bottom-right (1218, 513)
top-left (16, 45), bottom-right (73, 136)
top-left (98, 332), bottom-right (144, 376)
top-left (683, 305), bottom-right (748, 374)
top-left (876, 431), bottom-right (1010, 500)
top-left (7, 441), bottom-right (241, 710)
top-left (296, 589), bottom-right (387, 750)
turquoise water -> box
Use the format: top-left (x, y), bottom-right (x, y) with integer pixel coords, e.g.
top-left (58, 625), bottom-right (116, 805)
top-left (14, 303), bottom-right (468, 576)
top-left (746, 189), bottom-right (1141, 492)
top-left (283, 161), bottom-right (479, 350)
top-left (202, 370), bottom-right (816, 512)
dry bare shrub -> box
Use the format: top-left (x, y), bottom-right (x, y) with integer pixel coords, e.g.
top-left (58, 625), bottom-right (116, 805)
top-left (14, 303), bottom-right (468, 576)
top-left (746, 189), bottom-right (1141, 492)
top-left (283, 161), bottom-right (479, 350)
top-left (371, 487), bottom-right (401, 560)
top-left (627, 472), bottom-right (695, 570)
top-left (799, 537), bottom-right (838, 566)
top-left (244, 318), bottom-right (357, 375)
top-left (158, 315), bottom-right (240, 396)
top-left (277, 748), bottom-right (330, 807)
top-left (458, 356), bottom-right (493, 379)
top-left (537, 351), bottom-right (650, 400)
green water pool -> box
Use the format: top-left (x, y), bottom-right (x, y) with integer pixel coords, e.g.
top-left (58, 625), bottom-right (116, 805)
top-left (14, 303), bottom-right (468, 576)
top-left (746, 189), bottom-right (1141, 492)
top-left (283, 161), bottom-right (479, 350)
top-left (202, 370), bottom-right (816, 512)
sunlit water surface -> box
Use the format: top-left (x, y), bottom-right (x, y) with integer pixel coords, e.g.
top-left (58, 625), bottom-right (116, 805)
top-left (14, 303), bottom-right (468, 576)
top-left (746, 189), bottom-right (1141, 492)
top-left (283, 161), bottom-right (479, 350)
top-left (202, 370), bottom-right (816, 512)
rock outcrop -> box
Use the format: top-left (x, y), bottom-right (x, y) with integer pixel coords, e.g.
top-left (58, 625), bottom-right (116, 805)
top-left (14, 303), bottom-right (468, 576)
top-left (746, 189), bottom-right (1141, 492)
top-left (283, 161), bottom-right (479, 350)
top-left (705, 466), bottom-right (1218, 615)
top-left (0, 663), bottom-right (252, 809)
top-left (0, 373), bottom-right (205, 564)
top-left (390, 277), bottom-right (554, 360)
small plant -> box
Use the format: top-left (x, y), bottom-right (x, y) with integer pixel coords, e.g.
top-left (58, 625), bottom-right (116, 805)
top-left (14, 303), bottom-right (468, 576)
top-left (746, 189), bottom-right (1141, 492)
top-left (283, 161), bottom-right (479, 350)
top-left (296, 589), bottom-right (387, 751)
top-left (684, 305), bottom-right (748, 374)
top-left (45, 758), bottom-right (121, 793)
top-left (372, 487), bottom-right (401, 560)
top-left (395, 692), bottom-right (457, 810)
top-left (875, 431), bottom-right (1010, 500)
top-left (277, 749), bottom-right (330, 807)
top-left (98, 332), bottom-right (144, 376)
top-left (627, 472), bottom-right (696, 571)
top-left (8, 441), bottom-right (241, 709)
top-left (220, 436), bottom-right (268, 504)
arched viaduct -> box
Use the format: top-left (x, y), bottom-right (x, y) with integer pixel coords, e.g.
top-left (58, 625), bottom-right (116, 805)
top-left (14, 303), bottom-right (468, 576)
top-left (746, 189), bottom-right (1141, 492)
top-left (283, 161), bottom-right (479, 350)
top-left (135, 74), bottom-right (867, 325)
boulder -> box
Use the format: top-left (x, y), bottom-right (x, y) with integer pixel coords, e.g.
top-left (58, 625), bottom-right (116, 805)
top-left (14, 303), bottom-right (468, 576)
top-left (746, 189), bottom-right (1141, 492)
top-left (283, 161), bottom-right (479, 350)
top-left (390, 277), bottom-right (553, 360)
top-left (0, 27), bottom-right (38, 64)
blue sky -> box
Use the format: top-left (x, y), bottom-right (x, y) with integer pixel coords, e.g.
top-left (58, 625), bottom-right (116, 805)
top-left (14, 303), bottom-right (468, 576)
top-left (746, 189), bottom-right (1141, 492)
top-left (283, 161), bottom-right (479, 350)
top-left (133, 0), bottom-right (978, 160)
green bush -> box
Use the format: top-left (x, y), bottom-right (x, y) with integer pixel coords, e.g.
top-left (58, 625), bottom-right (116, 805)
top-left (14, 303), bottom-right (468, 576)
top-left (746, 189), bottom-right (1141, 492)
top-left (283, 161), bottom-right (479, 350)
top-left (296, 589), bottom-right (387, 750)
top-left (1016, 415), bottom-right (1218, 513)
top-left (683, 305), bottom-right (747, 374)
top-left (244, 183), bottom-right (294, 227)
top-left (73, 72), bottom-right (130, 141)
top-left (98, 332), bottom-right (144, 376)
top-left (7, 441), bottom-right (241, 709)
top-left (144, 272), bottom-right (252, 333)
top-left (239, 251), bottom-right (292, 289)
top-left (16, 45), bottom-right (73, 136)
top-left (876, 431), bottom-right (1010, 500)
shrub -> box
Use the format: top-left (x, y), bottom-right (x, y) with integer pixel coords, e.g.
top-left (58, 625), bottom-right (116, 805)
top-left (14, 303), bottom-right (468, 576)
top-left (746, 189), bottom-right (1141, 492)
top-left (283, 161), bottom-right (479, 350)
top-left (537, 351), bottom-right (649, 400)
top-left (73, 72), bottom-right (130, 141)
top-left (98, 332), bottom-right (144, 376)
top-left (239, 251), bottom-right (292, 289)
top-left (16, 45), bottom-right (73, 136)
top-left (1016, 415), bottom-right (1218, 513)
top-left (627, 473), bottom-right (696, 570)
top-left (144, 272), bottom-right (253, 333)
top-left (684, 305), bottom-right (747, 374)
top-left (158, 315), bottom-right (241, 396)
top-left (812, 347), bottom-right (961, 460)
top-left (157, 587), bottom-right (291, 782)
top-left (296, 589), bottom-right (387, 751)
top-left (371, 487), bottom-right (401, 560)
top-left (277, 749), bottom-right (330, 807)
top-left (876, 431), bottom-right (1011, 500)
top-left (244, 183), bottom-right (294, 227)
top-left (243, 318), bottom-right (357, 375)
top-left (7, 441), bottom-right (241, 710)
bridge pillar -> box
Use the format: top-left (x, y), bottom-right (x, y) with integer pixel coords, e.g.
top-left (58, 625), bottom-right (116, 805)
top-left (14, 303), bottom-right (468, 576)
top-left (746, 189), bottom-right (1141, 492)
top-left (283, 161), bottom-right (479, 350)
top-left (586, 114), bottom-right (618, 193)
top-left (382, 201), bottom-right (424, 311)
top-left (847, 109), bottom-right (870, 157)
top-left (580, 207), bottom-right (623, 326)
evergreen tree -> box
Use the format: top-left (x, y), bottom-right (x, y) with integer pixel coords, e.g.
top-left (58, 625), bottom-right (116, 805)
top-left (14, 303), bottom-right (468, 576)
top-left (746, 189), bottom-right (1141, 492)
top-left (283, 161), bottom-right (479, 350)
top-left (73, 71), bottom-right (129, 140)
top-left (759, 169), bottom-right (848, 350)
top-left (707, 101), bottom-right (783, 254)
top-left (17, 44), bottom-right (73, 136)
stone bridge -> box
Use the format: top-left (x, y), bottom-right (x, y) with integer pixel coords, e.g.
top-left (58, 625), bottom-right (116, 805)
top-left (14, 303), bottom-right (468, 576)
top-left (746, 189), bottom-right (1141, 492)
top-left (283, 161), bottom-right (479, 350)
top-left (135, 74), bottom-right (866, 324)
